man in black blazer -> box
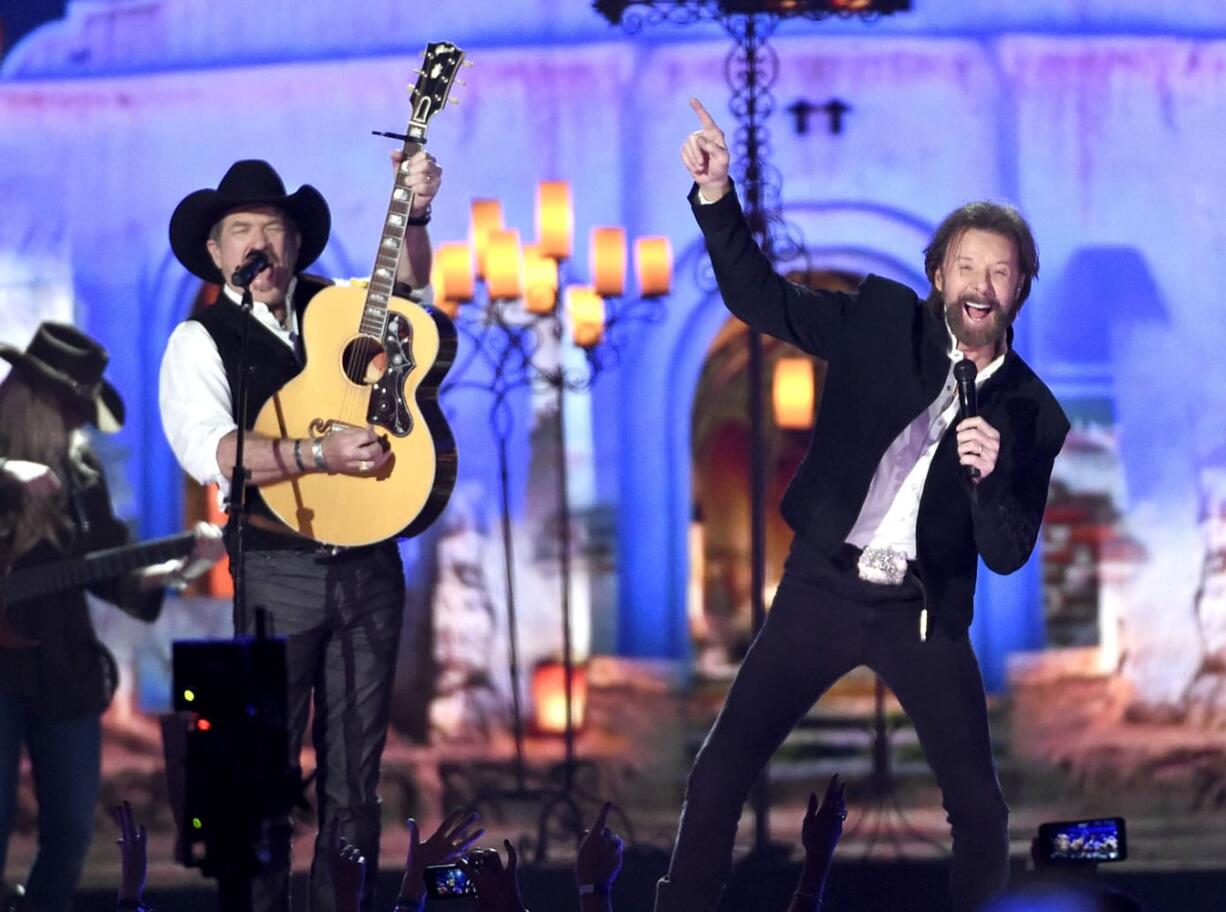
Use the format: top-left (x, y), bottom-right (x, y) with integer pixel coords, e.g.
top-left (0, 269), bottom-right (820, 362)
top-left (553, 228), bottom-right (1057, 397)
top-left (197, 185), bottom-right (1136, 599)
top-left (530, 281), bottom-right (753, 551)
top-left (655, 100), bottom-right (1070, 912)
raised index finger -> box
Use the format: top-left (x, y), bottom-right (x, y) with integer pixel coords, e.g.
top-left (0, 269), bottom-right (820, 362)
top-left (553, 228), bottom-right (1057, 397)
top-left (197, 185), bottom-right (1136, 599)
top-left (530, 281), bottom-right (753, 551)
top-left (590, 801), bottom-right (612, 834)
top-left (690, 97), bottom-right (721, 134)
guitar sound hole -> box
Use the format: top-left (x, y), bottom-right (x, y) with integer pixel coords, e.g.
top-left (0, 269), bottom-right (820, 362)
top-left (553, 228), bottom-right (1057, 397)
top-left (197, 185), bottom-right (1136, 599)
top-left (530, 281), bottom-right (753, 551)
top-left (341, 336), bottom-right (388, 385)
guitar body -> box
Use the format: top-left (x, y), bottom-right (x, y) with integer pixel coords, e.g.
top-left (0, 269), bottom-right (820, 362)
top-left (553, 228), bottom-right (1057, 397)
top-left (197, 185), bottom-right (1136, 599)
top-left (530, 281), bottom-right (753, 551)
top-left (253, 284), bottom-right (457, 547)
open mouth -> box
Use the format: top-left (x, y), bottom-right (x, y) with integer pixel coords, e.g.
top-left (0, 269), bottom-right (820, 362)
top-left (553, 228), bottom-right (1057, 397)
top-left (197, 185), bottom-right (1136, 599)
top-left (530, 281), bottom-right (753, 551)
top-left (962, 299), bottom-right (993, 323)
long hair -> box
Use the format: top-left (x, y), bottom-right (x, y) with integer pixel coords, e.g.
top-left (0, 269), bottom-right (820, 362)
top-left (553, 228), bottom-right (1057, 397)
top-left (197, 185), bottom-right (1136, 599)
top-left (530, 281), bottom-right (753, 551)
top-left (0, 368), bottom-right (96, 555)
top-left (923, 201), bottom-right (1040, 310)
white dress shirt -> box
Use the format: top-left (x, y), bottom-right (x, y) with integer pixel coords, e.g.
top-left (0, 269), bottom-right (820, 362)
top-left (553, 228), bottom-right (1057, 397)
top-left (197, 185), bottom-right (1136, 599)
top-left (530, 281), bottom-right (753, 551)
top-left (844, 332), bottom-right (1005, 559)
top-left (158, 278), bottom-right (432, 499)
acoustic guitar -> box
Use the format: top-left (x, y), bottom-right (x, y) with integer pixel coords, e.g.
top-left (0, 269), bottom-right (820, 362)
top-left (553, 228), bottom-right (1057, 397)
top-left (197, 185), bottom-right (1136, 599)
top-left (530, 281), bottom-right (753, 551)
top-left (253, 42), bottom-right (465, 547)
top-left (0, 532), bottom-right (195, 647)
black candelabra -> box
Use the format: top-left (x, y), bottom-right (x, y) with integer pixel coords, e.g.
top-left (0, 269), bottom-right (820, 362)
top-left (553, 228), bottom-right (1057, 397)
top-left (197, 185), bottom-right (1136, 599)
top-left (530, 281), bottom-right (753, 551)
top-left (435, 201), bottom-right (670, 860)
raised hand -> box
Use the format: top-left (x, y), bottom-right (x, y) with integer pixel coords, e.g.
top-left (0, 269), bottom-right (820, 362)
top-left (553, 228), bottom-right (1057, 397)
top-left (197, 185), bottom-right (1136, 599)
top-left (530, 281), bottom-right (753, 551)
top-left (321, 425), bottom-right (392, 477)
top-left (390, 149), bottom-right (443, 218)
top-left (398, 810), bottom-right (485, 906)
top-left (802, 774), bottom-right (847, 868)
top-left (575, 801), bottom-right (624, 891)
top-left (110, 801), bottom-right (147, 904)
top-left (328, 819), bottom-right (366, 912)
top-left (681, 97), bottom-right (732, 201)
top-left (466, 841), bottom-right (526, 912)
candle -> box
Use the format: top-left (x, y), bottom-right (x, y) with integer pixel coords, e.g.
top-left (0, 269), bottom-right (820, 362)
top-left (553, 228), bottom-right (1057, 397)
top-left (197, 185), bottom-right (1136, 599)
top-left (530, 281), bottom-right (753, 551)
top-left (523, 244), bottom-right (559, 314)
top-left (485, 228), bottom-right (523, 301)
top-left (531, 659), bottom-right (588, 735)
top-left (566, 285), bottom-right (605, 348)
top-left (635, 236), bottom-right (672, 298)
top-left (469, 198), bottom-right (504, 279)
top-left (772, 357), bottom-right (815, 429)
top-left (536, 181), bottom-right (573, 261)
top-left (590, 226), bottom-right (626, 298)
top-left (430, 242), bottom-right (474, 305)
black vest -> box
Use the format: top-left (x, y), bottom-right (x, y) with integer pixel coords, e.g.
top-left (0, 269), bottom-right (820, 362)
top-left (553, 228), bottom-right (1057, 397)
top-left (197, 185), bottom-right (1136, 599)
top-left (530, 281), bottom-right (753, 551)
top-left (191, 275), bottom-right (330, 550)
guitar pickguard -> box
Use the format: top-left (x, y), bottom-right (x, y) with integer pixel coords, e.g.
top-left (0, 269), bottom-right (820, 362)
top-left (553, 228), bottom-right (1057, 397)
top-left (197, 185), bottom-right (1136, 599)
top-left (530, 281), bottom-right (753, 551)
top-left (367, 314), bottom-right (415, 436)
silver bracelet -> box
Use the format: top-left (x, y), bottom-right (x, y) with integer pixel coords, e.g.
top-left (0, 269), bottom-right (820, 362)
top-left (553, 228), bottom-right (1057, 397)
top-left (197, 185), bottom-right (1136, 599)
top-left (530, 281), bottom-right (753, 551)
top-left (311, 437), bottom-right (328, 472)
top-left (293, 439), bottom-right (307, 472)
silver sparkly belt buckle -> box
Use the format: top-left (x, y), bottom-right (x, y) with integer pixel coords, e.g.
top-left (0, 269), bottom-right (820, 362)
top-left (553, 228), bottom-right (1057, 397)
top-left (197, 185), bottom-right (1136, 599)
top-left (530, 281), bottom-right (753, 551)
top-left (856, 546), bottom-right (910, 586)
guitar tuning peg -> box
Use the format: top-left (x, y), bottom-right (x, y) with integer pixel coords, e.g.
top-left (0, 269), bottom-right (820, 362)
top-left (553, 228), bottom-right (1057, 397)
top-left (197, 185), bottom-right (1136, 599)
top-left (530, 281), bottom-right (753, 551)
top-left (463, 60), bottom-right (475, 67)
top-left (456, 79), bottom-right (467, 88)
top-left (449, 97), bottom-right (461, 106)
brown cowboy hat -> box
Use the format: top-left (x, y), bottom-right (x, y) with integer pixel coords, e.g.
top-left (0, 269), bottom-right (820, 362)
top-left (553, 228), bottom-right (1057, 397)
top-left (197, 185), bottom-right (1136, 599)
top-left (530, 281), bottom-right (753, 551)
top-left (0, 322), bottom-right (125, 432)
top-left (168, 159), bottom-right (331, 284)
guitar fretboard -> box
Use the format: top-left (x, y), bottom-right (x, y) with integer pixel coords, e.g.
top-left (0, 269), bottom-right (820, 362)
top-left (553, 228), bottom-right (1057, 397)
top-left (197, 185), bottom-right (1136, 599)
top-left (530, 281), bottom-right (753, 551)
top-left (1, 532), bottom-right (196, 606)
top-left (360, 129), bottom-right (428, 338)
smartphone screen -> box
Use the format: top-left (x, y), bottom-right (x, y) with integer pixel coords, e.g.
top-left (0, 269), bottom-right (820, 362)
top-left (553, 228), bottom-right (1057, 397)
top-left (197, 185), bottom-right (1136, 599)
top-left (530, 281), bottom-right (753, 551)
top-left (1037, 817), bottom-right (1127, 863)
top-left (423, 863), bottom-right (476, 898)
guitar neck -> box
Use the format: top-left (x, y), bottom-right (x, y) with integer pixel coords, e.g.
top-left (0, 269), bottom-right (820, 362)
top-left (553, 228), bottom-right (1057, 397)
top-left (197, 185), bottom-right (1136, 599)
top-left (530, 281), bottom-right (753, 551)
top-left (360, 136), bottom-right (426, 337)
top-left (1, 532), bottom-right (196, 607)
top-left (361, 39), bottom-right (465, 334)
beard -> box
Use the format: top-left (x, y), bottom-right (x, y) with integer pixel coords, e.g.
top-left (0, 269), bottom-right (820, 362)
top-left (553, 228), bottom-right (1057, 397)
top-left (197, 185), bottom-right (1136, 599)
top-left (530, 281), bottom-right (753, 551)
top-left (941, 290), bottom-right (1014, 350)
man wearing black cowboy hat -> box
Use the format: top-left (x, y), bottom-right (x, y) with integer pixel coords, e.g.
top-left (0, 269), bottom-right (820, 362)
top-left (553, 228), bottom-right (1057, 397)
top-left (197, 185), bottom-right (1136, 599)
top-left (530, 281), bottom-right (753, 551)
top-left (158, 151), bottom-right (441, 912)
top-left (0, 322), bottom-right (224, 912)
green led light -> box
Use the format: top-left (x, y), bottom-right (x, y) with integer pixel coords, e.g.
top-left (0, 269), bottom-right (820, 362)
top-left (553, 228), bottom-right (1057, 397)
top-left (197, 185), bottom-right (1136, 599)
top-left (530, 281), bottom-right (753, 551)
top-left (184, 689), bottom-right (196, 702)
top-left (192, 817), bottom-right (203, 830)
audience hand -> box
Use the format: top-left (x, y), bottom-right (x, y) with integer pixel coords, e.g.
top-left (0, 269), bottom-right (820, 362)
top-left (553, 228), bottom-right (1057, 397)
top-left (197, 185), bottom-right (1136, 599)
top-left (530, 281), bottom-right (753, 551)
top-left (328, 819), bottom-right (366, 912)
top-left (466, 840), bottom-right (526, 912)
top-left (788, 774), bottom-right (846, 912)
top-left (575, 802), bottom-right (624, 894)
top-left (110, 801), bottom-right (147, 904)
top-left (398, 809), bottom-right (485, 907)
top-left (802, 773), bottom-right (847, 869)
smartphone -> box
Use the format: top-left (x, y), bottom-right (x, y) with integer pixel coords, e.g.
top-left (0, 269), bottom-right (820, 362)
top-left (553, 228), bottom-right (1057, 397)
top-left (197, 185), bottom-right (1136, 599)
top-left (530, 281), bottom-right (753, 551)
top-left (422, 862), bottom-right (475, 899)
top-left (422, 848), bottom-right (501, 900)
top-left (1036, 817), bottom-right (1127, 864)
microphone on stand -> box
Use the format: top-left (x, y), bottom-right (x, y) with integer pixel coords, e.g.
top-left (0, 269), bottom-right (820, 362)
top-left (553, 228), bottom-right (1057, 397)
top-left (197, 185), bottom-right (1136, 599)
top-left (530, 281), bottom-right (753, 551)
top-left (953, 358), bottom-right (980, 480)
top-left (231, 249), bottom-right (271, 288)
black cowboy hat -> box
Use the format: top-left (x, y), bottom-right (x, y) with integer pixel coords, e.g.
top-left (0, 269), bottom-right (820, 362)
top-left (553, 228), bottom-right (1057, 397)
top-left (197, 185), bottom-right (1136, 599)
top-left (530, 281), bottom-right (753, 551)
top-left (0, 322), bottom-right (125, 432)
top-left (168, 159), bottom-right (331, 284)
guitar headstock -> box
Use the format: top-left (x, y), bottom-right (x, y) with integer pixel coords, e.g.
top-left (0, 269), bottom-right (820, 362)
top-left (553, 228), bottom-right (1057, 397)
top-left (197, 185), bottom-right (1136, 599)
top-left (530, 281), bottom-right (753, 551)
top-left (407, 41), bottom-right (466, 139)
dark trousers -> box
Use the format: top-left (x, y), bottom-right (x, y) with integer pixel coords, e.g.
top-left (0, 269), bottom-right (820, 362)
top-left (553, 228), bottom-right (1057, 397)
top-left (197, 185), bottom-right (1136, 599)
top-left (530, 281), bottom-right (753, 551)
top-left (657, 540), bottom-right (1009, 912)
top-left (237, 542), bottom-right (406, 912)
top-left (0, 691), bottom-right (101, 912)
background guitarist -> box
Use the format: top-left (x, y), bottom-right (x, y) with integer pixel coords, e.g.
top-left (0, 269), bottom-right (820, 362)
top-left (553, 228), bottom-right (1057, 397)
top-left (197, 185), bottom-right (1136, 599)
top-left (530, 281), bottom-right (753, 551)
top-left (0, 322), bottom-right (224, 912)
top-left (158, 151), bottom-right (442, 912)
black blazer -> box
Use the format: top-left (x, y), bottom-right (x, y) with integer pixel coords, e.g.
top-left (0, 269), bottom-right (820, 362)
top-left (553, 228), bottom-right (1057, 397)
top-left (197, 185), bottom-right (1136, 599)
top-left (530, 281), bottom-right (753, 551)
top-left (691, 185), bottom-right (1070, 637)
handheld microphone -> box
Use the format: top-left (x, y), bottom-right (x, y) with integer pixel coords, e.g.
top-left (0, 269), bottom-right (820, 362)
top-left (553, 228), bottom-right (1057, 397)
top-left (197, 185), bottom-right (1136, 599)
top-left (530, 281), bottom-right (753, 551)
top-left (953, 359), bottom-right (980, 480)
top-left (231, 249), bottom-right (271, 288)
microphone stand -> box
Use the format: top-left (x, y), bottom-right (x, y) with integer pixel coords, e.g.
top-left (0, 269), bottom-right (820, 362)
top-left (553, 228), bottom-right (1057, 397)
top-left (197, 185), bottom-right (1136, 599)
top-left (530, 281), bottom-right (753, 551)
top-left (226, 265), bottom-right (262, 637)
top-left (213, 264), bottom-right (267, 912)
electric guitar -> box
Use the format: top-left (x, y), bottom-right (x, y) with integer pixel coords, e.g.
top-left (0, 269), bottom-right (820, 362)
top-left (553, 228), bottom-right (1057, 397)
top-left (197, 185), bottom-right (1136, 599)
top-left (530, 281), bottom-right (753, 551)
top-left (253, 41), bottom-right (465, 547)
top-left (0, 532), bottom-right (195, 648)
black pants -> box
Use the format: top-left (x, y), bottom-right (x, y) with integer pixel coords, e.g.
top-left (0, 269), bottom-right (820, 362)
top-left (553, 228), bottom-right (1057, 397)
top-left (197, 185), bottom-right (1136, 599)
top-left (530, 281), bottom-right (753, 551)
top-left (238, 542), bottom-right (405, 912)
top-left (657, 539), bottom-right (1008, 912)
